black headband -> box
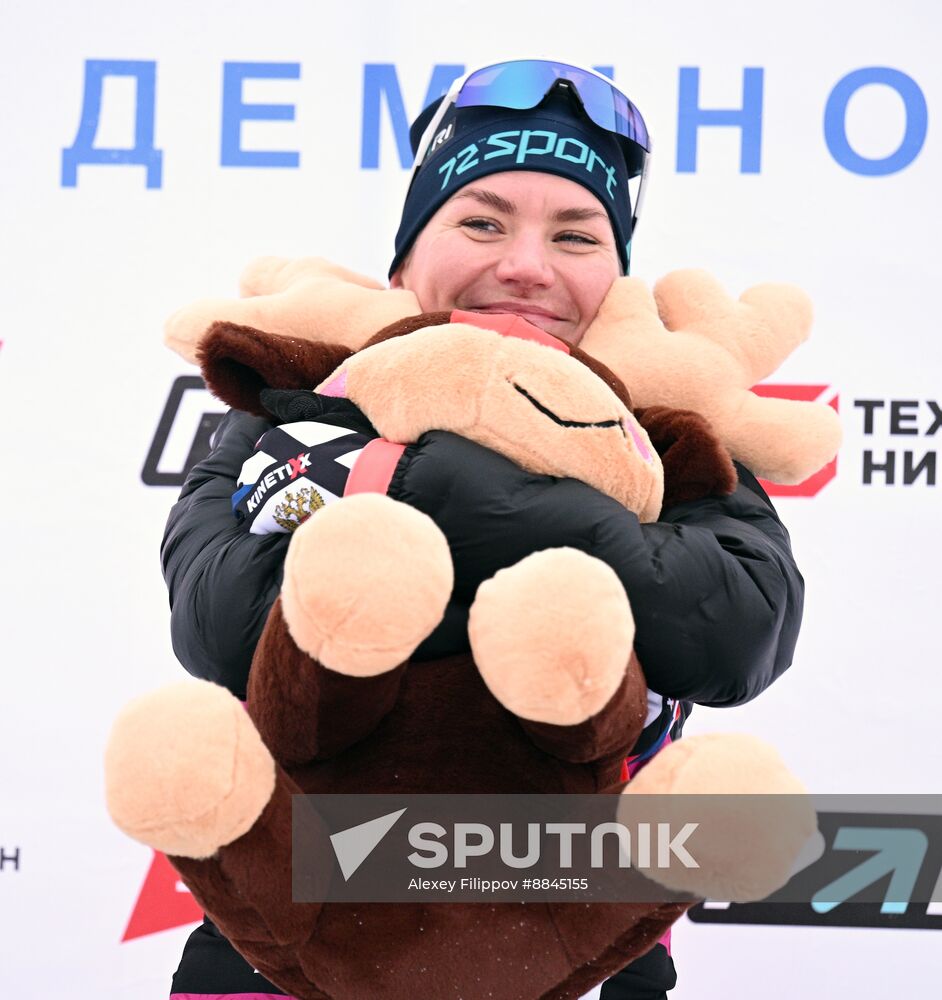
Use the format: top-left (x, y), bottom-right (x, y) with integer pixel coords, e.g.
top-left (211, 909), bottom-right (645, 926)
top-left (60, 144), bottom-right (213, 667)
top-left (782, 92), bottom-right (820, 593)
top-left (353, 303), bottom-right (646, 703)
top-left (390, 89), bottom-right (634, 277)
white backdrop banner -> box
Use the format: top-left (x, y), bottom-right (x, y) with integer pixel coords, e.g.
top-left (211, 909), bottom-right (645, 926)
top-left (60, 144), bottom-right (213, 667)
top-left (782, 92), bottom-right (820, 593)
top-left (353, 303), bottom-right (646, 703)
top-left (1, 1), bottom-right (939, 997)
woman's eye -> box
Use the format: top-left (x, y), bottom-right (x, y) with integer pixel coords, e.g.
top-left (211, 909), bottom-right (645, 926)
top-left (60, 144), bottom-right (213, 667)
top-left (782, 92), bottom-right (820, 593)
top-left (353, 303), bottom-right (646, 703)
top-left (461, 217), bottom-right (500, 233)
top-left (557, 231), bottom-right (599, 245)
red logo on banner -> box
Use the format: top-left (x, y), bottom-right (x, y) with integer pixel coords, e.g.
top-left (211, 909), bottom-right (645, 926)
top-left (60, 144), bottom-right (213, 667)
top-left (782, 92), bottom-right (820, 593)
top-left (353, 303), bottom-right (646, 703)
top-left (751, 384), bottom-right (839, 496)
top-left (122, 851), bottom-right (202, 942)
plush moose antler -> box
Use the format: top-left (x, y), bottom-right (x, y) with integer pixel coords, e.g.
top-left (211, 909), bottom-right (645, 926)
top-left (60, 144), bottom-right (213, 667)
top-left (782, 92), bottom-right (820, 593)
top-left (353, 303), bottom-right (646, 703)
top-left (580, 271), bottom-right (842, 484)
top-left (164, 257), bottom-right (840, 485)
top-left (165, 256), bottom-right (420, 363)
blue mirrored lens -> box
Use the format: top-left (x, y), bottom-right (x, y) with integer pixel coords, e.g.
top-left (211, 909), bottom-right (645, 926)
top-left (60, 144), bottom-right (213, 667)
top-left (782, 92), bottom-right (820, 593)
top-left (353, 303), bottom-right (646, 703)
top-left (457, 61), bottom-right (558, 109)
top-left (454, 60), bottom-right (649, 150)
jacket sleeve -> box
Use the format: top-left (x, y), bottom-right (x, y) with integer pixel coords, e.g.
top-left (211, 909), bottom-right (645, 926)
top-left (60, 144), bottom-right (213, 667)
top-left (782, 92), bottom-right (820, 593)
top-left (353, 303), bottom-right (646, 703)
top-left (393, 432), bottom-right (804, 709)
top-left (619, 464), bottom-right (803, 707)
top-left (161, 409), bottom-right (291, 699)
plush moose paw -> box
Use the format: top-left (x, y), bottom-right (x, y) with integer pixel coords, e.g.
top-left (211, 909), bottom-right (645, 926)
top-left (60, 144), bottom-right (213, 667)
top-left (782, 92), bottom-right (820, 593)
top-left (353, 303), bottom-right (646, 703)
top-left (281, 493), bottom-right (454, 675)
top-left (468, 548), bottom-right (635, 726)
top-left (618, 733), bottom-right (817, 902)
top-left (104, 681), bottom-right (275, 859)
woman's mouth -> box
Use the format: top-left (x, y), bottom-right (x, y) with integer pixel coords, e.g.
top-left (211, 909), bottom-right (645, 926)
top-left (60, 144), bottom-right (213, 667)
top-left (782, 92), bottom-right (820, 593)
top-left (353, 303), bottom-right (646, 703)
top-left (469, 304), bottom-right (567, 332)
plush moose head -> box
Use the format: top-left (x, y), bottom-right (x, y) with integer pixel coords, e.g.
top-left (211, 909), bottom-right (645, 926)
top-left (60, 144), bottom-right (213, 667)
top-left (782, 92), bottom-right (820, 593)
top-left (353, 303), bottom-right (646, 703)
top-left (106, 287), bottom-right (818, 1000)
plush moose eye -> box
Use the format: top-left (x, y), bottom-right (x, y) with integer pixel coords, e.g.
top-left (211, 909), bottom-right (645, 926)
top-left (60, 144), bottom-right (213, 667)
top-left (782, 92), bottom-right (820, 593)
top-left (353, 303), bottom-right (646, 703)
top-left (511, 380), bottom-right (624, 433)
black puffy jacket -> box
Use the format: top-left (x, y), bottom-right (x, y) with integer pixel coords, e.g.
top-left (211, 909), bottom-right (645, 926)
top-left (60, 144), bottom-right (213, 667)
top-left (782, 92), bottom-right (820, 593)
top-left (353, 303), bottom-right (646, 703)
top-left (161, 408), bottom-right (803, 706)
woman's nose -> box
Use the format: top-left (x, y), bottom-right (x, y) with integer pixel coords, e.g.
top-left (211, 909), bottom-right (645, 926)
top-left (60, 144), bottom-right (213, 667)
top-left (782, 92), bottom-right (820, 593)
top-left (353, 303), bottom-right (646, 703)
top-left (493, 234), bottom-right (555, 290)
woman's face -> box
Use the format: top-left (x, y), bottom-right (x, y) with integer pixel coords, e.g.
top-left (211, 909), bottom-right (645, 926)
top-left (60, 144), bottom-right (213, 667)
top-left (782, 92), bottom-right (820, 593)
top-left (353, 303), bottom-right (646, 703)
top-left (391, 171), bottom-right (621, 347)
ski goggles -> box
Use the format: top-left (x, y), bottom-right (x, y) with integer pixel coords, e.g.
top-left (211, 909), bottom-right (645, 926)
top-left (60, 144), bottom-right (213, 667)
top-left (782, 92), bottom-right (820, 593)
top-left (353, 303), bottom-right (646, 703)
top-left (456, 60), bottom-right (648, 152)
top-left (409, 59), bottom-right (651, 232)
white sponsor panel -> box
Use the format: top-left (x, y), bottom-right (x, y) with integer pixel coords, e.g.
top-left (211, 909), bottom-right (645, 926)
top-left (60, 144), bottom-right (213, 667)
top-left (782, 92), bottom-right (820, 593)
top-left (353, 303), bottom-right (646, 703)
top-left (1, 0), bottom-right (939, 996)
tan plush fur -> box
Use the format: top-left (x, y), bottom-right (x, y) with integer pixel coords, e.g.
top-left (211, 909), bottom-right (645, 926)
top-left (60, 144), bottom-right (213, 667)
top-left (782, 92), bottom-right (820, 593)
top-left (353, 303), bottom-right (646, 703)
top-left (105, 681), bottom-right (275, 859)
top-left (580, 271), bottom-right (842, 483)
top-left (469, 548), bottom-right (637, 726)
top-left (618, 734), bottom-right (816, 902)
top-left (281, 493), bottom-right (454, 674)
top-left (166, 256), bottom-right (420, 363)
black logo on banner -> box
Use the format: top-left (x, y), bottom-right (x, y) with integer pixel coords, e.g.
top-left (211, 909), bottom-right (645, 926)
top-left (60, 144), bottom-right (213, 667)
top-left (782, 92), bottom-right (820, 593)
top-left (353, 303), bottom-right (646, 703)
top-left (688, 809), bottom-right (942, 930)
top-left (0, 847), bottom-right (21, 872)
top-left (855, 398), bottom-right (940, 486)
top-left (141, 376), bottom-right (225, 486)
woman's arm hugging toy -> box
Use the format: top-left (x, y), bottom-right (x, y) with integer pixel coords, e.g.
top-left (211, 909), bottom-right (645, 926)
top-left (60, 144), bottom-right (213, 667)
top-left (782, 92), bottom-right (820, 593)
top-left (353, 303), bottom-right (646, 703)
top-left (105, 290), bottom-right (821, 1000)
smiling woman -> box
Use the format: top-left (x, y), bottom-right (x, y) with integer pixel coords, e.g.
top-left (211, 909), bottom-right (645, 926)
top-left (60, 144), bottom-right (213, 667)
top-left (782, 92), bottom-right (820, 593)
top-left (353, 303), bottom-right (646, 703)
top-left (157, 59), bottom-right (804, 1000)
top-left (390, 171), bottom-right (621, 346)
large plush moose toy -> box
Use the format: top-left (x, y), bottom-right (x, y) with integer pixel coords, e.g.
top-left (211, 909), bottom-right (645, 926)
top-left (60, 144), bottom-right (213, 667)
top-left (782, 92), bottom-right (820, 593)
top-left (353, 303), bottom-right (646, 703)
top-left (105, 260), bottom-right (839, 1000)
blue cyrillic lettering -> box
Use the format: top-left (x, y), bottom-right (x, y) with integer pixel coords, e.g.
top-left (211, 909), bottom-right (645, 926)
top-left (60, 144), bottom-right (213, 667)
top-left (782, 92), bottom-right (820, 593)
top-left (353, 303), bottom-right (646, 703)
top-left (824, 67), bottom-right (928, 176)
top-left (220, 62), bottom-right (300, 168)
top-left (360, 63), bottom-right (465, 169)
top-left (676, 67), bottom-right (764, 173)
top-left (61, 60), bottom-right (163, 188)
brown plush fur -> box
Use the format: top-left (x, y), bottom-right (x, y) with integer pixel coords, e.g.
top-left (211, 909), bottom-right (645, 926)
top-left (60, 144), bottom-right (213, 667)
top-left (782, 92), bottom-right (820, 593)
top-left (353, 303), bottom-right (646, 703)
top-left (363, 310), bottom-right (454, 348)
top-left (198, 321), bottom-right (353, 418)
top-left (636, 406), bottom-right (738, 508)
top-left (569, 343), bottom-right (634, 411)
top-left (168, 609), bottom-right (682, 1000)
